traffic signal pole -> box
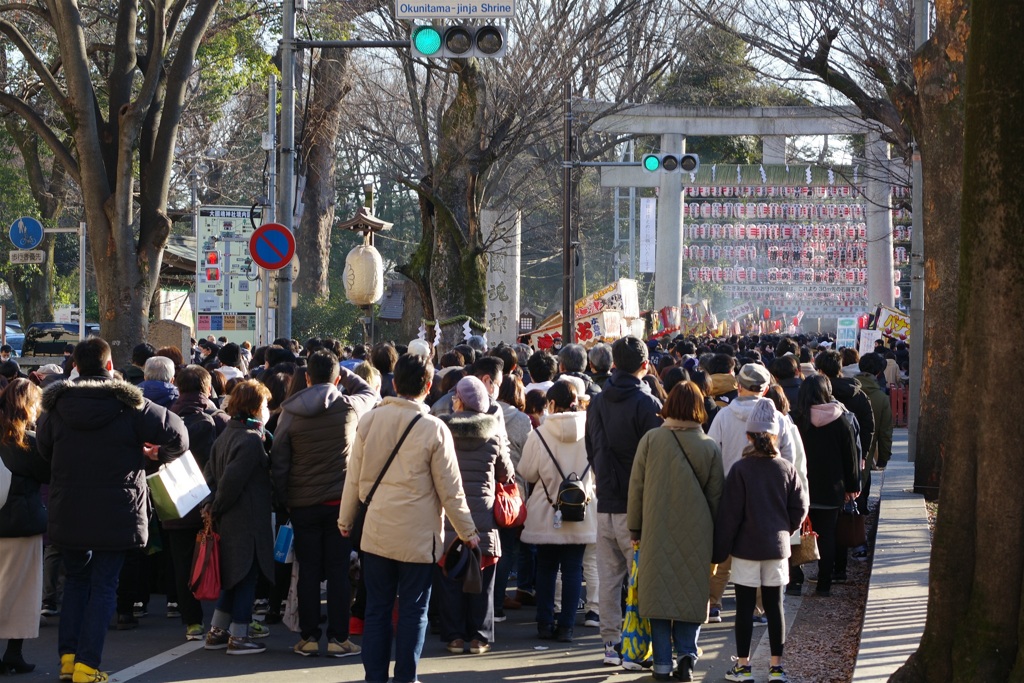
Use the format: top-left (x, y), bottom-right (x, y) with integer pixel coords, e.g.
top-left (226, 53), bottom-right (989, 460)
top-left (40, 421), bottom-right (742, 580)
top-left (278, 0), bottom-right (296, 340)
top-left (562, 82), bottom-right (574, 346)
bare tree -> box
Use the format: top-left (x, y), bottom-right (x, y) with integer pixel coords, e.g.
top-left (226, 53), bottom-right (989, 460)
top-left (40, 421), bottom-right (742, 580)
top-left (689, 0), bottom-right (965, 505)
top-left (0, 1), bottom-right (278, 364)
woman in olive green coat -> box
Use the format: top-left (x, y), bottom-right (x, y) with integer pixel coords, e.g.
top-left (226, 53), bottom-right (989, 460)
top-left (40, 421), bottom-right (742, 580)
top-left (627, 381), bottom-right (724, 682)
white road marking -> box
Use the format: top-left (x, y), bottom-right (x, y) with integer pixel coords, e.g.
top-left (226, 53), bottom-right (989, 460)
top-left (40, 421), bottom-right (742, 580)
top-left (108, 640), bottom-right (205, 682)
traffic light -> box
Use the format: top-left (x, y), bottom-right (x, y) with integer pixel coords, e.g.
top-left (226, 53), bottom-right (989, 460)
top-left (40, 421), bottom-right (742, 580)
top-left (204, 251), bottom-right (220, 282)
top-left (641, 153), bottom-right (700, 174)
top-left (410, 24), bottom-right (507, 59)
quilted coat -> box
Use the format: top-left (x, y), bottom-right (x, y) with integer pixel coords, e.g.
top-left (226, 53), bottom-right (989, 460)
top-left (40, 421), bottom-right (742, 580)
top-left (627, 420), bottom-right (723, 623)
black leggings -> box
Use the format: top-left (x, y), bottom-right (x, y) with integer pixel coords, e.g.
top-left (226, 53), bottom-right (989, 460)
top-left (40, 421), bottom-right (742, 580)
top-left (734, 584), bottom-right (785, 658)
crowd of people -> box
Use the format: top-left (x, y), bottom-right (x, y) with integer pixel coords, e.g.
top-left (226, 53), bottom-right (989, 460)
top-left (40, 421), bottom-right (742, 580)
top-left (0, 328), bottom-right (904, 682)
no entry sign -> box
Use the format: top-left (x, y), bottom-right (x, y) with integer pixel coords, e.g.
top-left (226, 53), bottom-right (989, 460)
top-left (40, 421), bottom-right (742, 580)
top-left (248, 222), bottom-right (295, 271)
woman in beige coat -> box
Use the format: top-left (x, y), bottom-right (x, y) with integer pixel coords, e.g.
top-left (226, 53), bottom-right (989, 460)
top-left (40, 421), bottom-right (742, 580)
top-left (519, 380), bottom-right (596, 643)
top-left (628, 381), bottom-right (724, 682)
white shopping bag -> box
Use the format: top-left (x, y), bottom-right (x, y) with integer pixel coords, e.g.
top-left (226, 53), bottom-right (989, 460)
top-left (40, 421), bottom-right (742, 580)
top-left (147, 451), bottom-right (211, 521)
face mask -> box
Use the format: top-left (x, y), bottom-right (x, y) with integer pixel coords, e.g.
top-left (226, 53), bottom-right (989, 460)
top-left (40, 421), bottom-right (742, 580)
top-left (260, 405), bottom-right (271, 426)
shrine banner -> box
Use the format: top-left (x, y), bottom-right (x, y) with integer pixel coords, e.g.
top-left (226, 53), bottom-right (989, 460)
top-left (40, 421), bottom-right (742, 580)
top-left (874, 305), bottom-right (910, 342)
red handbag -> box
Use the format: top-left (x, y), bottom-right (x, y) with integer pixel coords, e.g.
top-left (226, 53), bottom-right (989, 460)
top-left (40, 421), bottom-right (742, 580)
top-left (494, 481), bottom-right (527, 528)
top-left (189, 517), bottom-right (222, 601)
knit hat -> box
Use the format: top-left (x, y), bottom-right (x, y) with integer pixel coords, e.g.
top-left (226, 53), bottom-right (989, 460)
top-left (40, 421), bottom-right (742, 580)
top-left (218, 342), bottom-right (241, 368)
top-left (455, 376), bottom-right (489, 413)
top-left (746, 398), bottom-right (780, 435)
top-left (736, 363), bottom-right (772, 392)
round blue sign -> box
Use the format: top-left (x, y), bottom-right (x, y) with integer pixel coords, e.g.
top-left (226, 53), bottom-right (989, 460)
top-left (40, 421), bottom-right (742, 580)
top-left (9, 216), bottom-right (44, 250)
top-left (248, 223), bottom-right (296, 271)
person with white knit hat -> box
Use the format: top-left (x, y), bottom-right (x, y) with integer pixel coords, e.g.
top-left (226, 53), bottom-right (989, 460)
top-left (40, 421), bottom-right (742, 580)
top-left (713, 398), bottom-right (808, 683)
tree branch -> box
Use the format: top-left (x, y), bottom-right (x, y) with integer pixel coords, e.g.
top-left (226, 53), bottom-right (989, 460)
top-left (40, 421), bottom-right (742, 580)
top-left (0, 93), bottom-right (80, 185)
top-left (0, 19), bottom-right (68, 111)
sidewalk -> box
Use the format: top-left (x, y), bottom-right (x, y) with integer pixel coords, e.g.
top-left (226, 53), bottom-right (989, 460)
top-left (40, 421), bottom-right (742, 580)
top-left (852, 428), bottom-right (931, 681)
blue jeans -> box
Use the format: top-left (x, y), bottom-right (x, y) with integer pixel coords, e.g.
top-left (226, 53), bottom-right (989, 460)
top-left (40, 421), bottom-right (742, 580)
top-left (290, 504), bottom-right (352, 640)
top-left (215, 562), bottom-right (259, 625)
top-left (650, 618), bottom-right (701, 674)
top-left (362, 553), bottom-right (433, 683)
top-left (58, 549), bottom-right (126, 669)
top-left (535, 543), bottom-right (585, 633)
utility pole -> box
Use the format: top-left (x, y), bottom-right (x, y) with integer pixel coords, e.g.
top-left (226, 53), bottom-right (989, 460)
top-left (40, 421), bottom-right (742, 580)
top-left (562, 81), bottom-right (574, 345)
top-left (277, 0), bottom-right (297, 340)
top-left (907, 0), bottom-right (929, 462)
top-left (263, 74), bottom-right (277, 345)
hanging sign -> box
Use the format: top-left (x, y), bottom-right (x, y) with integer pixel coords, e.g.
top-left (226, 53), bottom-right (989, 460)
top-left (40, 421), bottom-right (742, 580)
top-left (639, 198), bottom-right (656, 273)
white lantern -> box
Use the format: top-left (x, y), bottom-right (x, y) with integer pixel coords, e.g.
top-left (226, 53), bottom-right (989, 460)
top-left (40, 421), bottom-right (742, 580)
top-left (343, 238), bottom-right (384, 306)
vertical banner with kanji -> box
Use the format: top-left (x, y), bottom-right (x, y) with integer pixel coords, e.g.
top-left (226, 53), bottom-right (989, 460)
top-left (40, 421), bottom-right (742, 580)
top-left (639, 198), bottom-right (656, 273)
top-left (482, 208), bottom-right (521, 345)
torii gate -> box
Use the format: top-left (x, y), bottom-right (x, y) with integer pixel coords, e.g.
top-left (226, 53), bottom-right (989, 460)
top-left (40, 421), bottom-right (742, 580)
top-left (580, 103), bottom-right (896, 321)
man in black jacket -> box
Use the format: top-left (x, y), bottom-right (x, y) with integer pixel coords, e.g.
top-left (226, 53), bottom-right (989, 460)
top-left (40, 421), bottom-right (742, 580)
top-left (271, 350), bottom-right (376, 658)
top-left (38, 338), bottom-right (188, 683)
top-left (585, 336), bottom-right (663, 666)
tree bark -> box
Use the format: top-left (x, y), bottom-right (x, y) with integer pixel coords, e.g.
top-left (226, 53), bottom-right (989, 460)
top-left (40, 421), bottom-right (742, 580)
top-left (904, 0), bottom-right (969, 502)
top-left (890, 0), bottom-right (1024, 680)
top-left (296, 47), bottom-right (350, 299)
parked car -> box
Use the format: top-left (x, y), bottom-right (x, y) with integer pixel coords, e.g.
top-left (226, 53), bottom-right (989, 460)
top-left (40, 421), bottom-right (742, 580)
top-left (22, 321), bottom-right (100, 357)
top-left (4, 326), bottom-right (24, 355)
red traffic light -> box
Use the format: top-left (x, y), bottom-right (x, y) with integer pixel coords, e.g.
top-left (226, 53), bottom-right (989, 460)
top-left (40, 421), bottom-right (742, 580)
top-left (205, 267), bottom-right (220, 281)
top-left (206, 251), bottom-right (219, 265)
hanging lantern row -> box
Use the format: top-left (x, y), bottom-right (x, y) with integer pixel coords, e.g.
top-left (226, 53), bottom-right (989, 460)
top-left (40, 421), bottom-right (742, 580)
top-left (682, 242), bottom-right (869, 268)
top-left (683, 185), bottom-right (863, 199)
top-left (683, 202), bottom-right (865, 220)
top-left (891, 186), bottom-right (912, 198)
top-left (893, 225), bottom-right (913, 242)
top-left (719, 286), bottom-right (870, 304)
top-left (688, 265), bottom-right (868, 286)
top-left (895, 247), bottom-right (909, 265)
top-left (684, 222), bottom-right (868, 242)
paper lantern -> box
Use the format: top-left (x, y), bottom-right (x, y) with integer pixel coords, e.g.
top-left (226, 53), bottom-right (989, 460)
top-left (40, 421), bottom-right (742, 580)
top-left (343, 241), bottom-right (384, 306)
top-left (894, 286), bottom-right (902, 299)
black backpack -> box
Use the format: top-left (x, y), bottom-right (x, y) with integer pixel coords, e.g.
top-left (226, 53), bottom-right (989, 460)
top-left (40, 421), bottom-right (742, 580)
top-left (536, 432), bottom-right (591, 523)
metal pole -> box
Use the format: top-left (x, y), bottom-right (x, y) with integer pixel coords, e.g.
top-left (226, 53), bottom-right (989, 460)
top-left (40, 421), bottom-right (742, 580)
top-left (907, 0), bottom-right (930, 462)
top-left (277, 0), bottom-right (297, 340)
top-left (263, 74), bottom-right (277, 346)
top-left (79, 221), bottom-right (86, 339)
top-left (561, 81), bottom-right (573, 345)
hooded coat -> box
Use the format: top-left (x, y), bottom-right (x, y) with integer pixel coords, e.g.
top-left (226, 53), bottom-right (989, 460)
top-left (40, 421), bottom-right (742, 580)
top-left (627, 421), bottom-right (723, 623)
top-left (797, 402), bottom-right (861, 508)
top-left (520, 411), bottom-right (596, 545)
top-left (707, 396), bottom-right (796, 476)
top-left (271, 369), bottom-right (376, 508)
top-left (440, 410), bottom-right (514, 557)
top-left (38, 378), bottom-right (189, 550)
top-left (828, 376), bottom-right (875, 458)
top-left (584, 370), bottom-right (663, 514)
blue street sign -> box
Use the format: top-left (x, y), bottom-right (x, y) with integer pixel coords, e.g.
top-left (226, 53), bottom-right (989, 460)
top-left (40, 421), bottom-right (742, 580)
top-left (9, 216), bottom-right (43, 250)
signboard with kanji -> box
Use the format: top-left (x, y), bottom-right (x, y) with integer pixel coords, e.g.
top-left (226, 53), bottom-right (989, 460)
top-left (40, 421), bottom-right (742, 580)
top-left (195, 206), bottom-right (261, 344)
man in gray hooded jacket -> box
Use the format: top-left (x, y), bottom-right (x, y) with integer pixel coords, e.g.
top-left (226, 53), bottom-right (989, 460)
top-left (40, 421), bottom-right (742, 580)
top-left (271, 350), bottom-right (376, 658)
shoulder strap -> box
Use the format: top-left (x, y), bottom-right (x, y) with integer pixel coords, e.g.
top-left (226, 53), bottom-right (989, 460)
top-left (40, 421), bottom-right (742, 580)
top-left (364, 413), bottom-right (423, 506)
top-left (670, 431), bottom-right (709, 490)
top-left (535, 430), bottom-right (567, 480)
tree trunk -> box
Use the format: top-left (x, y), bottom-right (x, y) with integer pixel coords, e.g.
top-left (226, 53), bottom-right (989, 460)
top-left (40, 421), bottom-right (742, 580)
top-left (890, 0), bottom-right (1024, 680)
top-left (427, 59), bottom-right (489, 347)
top-left (296, 48), bottom-right (350, 299)
top-left (904, 0), bottom-right (969, 501)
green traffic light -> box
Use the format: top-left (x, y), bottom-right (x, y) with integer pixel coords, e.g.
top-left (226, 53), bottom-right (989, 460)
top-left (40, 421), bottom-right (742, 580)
top-left (642, 155), bottom-right (660, 172)
top-left (412, 26), bottom-right (442, 56)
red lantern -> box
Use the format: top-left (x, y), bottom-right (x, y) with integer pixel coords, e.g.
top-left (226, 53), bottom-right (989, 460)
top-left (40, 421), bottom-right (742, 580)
top-left (763, 308), bottom-right (771, 320)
